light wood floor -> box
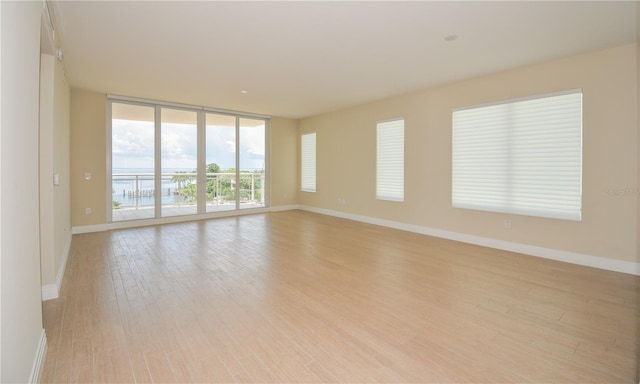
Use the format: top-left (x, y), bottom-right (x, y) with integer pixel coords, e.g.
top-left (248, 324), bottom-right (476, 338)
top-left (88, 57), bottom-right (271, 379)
top-left (41, 210), bottom-right (639, 383)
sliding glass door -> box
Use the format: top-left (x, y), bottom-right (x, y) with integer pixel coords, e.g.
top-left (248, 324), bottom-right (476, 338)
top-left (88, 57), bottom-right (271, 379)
top-left (111, 103), bottom-right (156, 221)
top-left (161, 108), bottom-right (198, 217)
top-left (109, 99), bottom-right (268, 222)
top-left (205, 113), bottom-right (236, 213)
top-left (239, 118), bottom-right (265, 210)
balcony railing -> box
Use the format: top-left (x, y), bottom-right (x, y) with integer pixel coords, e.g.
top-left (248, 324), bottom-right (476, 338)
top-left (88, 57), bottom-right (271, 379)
top-left (112, 172), bottom-right (265, 217)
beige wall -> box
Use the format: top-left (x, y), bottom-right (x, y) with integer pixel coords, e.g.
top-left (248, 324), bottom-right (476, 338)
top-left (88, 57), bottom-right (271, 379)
top-left (299, 44), bottom-right (639, 265)
top-left (39, 54), bottom-right (56, 286)
top-left (636, 3), bottom-right (640, 269)
top-left (269, 117), bottom-right (298, 207)
top-left (53, 57), bottom-right (71, 284)
top-left (0, 1), bottom-right (46, 381)
top-left (70, 91), bottom-right (298, 227)
top-left (70, 90), bottom-right (107, 226)
top-left (40, 54), bottom-right (71, 290)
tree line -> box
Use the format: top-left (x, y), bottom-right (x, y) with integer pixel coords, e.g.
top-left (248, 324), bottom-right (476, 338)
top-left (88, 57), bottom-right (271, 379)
top-left (171, 163), bottom-right (263, 204)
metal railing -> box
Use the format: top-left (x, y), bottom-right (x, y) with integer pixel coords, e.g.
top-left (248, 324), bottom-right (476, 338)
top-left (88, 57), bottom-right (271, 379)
top-left (112, 172), bottom-right (265, 210)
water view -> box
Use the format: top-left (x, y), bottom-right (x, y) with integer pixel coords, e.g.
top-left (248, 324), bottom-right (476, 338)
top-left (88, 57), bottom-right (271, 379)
top-left (110, 102), bottom-right (266, 221)
top-left (112, 167), bottom-right (265, 212)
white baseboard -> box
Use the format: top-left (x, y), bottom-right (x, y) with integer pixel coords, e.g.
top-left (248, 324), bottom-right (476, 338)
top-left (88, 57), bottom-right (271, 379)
top-left (28, 330), bottom-right (47, 383)
top-left (42, 233), bottom-right (72, 301)
top-left (69, 204), bottom-right (639, 275)
top-left (41, 284), bottom-right (58, 301)
top-left (72, 207), bottom-right (277, 234)
top-left (269, 204), bottom-right (300, 212)
top-left (71, 223), bottom-right (110, 234)
top-left (55, 233), bottom-right (72, 292)
top-left (299, 205), bottom-right (640, 276)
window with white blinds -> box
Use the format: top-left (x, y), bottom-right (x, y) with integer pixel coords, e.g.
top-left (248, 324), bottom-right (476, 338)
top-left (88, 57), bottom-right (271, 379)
top-left (452, 90), bottom-right (582, 221)
top-left (377, 119), bottom-right (404, 202)
top-left (301, 132), bottom-right (316, 192)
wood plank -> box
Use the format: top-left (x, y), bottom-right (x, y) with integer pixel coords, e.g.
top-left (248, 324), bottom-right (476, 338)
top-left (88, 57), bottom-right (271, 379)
top-left (41, 211), bottom-right (640, 383)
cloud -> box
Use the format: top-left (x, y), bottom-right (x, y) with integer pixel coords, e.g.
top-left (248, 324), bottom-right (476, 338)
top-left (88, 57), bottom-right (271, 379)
top-left (240, 125), bottom-right (265, 156)
top-left (113, 120), bottom-right (265, 171)
top-left (161, 123), bottom-right (198, 169)
top-left (112, 119), bottom-right (155, 169)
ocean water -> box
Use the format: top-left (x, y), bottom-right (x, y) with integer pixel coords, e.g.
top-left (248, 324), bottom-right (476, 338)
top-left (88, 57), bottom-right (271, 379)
top-left (112, 168), bottom-right (194, 207)
top-left (111, 168), bottom-right (263, 208)
top-left (112, 180), bottom-right (185, 207)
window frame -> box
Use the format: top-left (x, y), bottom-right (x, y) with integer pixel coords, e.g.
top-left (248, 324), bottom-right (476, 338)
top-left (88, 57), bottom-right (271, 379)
top-left (107, 95), bottom-right (269, 223)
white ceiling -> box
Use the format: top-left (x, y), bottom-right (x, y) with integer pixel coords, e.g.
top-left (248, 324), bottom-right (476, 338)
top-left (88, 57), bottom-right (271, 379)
top-left (53, 1), bottom-right (638, 119)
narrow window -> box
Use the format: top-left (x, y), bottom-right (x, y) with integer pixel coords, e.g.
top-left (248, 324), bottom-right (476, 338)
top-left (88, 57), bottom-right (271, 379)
top-left (377, 119), bottom-right (404, 202)
top-left (301, 132), bottom-right (316, 192)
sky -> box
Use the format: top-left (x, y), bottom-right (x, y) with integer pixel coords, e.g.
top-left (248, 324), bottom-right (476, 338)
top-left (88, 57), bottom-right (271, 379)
top-left (112, 119), bottom-right (265, 172)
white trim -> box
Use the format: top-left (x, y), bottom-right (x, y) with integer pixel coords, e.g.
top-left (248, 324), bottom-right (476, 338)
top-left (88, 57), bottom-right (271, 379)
top-left (41, 284), bottom-right (58, 301)
top-left (106, 100), bottom-right (113, 223)
top-left (41, 232), bottom-right (72, 300)
top-left (197, 111), bottom-right (206, 214)
top-left (153, 105), bottom-right (161, 219)
top-left (235, 116), bottom-right (240, 209)
top-left (72, 223), bottom-right (110, 234)
top-left (298, 205), bottom-right (640, 276)
top-left (28, 330), bottom-right (47, 384)
top-left (72, 208), bottom-right (272, 234)
top-left (269, 204), bottom-right (300, 212)
top-left (70, 205), bottom-right (639, 275)
top-left (74, 206), bottom-right (298, 234)
top-left (56, 233), bottom-right (71, 289)
top-left (452, 88), bottom-right (582, 112)
top-left (109, 99), bottom-right (270, 223)
top-left (377, 116), bottom-right (405, 125)
top-left (107, 94), bottom-right (271, 120)
top-left (264, 119), bottom-right (271, 208)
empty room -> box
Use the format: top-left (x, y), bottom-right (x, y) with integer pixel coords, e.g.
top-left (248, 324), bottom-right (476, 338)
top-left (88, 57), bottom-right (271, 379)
top-left (1, 1), bottom-right (639, 383)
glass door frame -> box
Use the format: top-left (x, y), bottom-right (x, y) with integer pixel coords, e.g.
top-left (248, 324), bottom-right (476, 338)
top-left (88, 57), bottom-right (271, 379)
top-left (107, 95), bottom-right (270, 224)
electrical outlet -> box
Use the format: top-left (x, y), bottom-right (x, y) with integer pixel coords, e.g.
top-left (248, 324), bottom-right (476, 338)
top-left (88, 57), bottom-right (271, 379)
top-left (85, 208), bottom-right (92, 215)
top-left (504, 219), bottom-right (511, 229)
top-left (84, 172), bottom-right (91, 180)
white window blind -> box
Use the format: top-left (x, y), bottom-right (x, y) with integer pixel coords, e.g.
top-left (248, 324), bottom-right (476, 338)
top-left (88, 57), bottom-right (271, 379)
top-left (301, 132), bottom-right (316, 192)
top-left (377, 119), bottom-right (404, 202)
top-left (452, 90), bottom-right (582, 221)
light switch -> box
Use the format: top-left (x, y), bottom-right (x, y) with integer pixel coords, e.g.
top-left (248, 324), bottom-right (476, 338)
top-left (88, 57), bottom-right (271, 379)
top-left (53, 173), bottom-right (60, 186)
top-left (84, 172), bottom-right (91, 180)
